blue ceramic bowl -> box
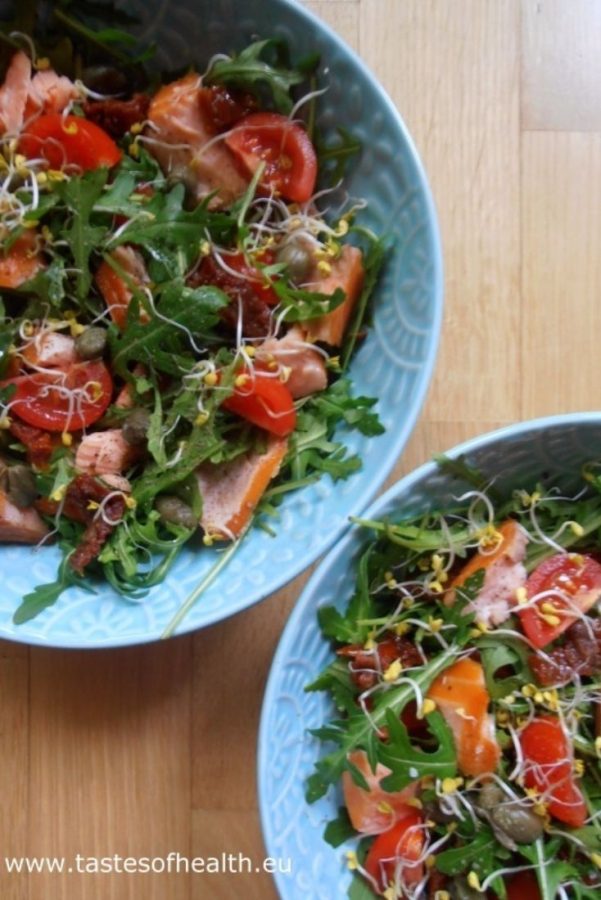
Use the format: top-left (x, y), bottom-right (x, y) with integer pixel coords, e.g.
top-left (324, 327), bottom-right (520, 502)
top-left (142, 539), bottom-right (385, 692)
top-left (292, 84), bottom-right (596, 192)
top-left (0, 0), bottom-right (442, 646)
top-left (258, 413), bottom-right (601, 899)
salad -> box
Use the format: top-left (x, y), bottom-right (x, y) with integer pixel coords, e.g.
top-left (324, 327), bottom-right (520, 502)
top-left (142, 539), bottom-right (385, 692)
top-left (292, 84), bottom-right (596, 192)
top-left (0, 9), bottom-right (384, 627)
top-left (307, 460), bottom-right (601, 899)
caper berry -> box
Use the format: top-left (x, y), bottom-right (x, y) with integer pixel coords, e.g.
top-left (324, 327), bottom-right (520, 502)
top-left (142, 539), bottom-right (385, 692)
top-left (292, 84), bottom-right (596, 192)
top-left (155, 496), bottom-right (198, 530)
top-left (421, 799), bottom-right (456, 825)
top-left (490, 801), bottom-right (545, 844)
top-left (82, 65), bottom-right (128, 95)
top-left (122, 408), bottom-right (151, 447)
top-left (5, 464), bottom-right (37, 508)
top-left (276, 237), bottom-right (315, 284)
top-left (477, 782), bottom-right (504, 810)
top-left (75, 327), bottom-right (108, 360)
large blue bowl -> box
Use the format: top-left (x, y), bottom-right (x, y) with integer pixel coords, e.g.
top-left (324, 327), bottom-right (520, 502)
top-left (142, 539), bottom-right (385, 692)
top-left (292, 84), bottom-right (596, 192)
top-left (0, 0), bottom-right (442, 646)
top-left (258, 413), bottom-right (601, 899)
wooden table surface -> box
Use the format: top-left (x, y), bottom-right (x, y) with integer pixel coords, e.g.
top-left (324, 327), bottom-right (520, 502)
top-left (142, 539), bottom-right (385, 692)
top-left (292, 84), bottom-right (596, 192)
top-left (2, 1), bottom-right (599, 897)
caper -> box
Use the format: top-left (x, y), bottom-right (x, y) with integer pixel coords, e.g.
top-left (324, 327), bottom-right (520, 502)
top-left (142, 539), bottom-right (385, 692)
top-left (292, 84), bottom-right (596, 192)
top-left (81, 65), bottom-right (128, 95)
top-left (421, 799), bottom-right (456, 825)
top-left (490, 801), bottom-right (545, 844)
top-left (477, 782), bottom-right (504, 810)
top-left (276, 237), bottom-right (315, 284)
top-left (449, 876), bottom-right (483, 900)
top-left (75, 327), bottom-right (108, 360)
top-left (155, 496), bottom-right (198, 530)
top-left (122, 408), bottom-right (151, 446)
top-left (6, 464), bottom-right (37, 508)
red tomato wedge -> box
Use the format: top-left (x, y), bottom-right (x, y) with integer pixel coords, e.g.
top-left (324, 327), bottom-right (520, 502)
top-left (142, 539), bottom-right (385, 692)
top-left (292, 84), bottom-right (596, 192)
top-left (222, 367), bottom-right (296, 437)
top-left (427, 657), bottom-right (500, 777)
top-left (342, 751), bottom-right (418, 835)
top-left (518, 553), bottom-right (601, 649)
top-left (364, 812), bottom-right (424, 894)
top-left (225, 112), bottom-right (317, 203)
top-left (20, 114), bottom-right (122, 171)
top-left (225, 250), bottom-right (279, 305)
top-left (506, 871), bottom-right (542, 900)
top-left (6, 361), bottom-right (113, 432)
top-left (519, 716), bottom-right (587, 827)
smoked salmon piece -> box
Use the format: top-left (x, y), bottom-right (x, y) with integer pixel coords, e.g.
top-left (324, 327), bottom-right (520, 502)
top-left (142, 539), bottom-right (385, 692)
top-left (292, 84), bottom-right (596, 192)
top-left (21, 331), bottom-right (77, 369)
top-left (445, 518), bottom-right (528, 627)
top-left (0, 490), bottom-right (48, 543)
top-left (0, 51), bottom-right (31, 134)
top-left (24, 68), bottom-right (77, 120)
top-left (343, 750), bottom-right (418, 835)
top-left (0, 52), bottom-right (76, 135)
top-left (257, 325), bottom-right (327, 399)
top-left (427, 657), bottom-right (500, 777)
top-left (0, 230), bottom-right (45, 289)
top-left (75, 430), bottom-right (139, 477)
top-left (95, 246), bottom-right (150, 330)
top-left (196, 437), bottom-right (287, 538)
top-left (304, 245), bottom-right (365, 347)
top-left (146, 74), bottom-right (249, 209)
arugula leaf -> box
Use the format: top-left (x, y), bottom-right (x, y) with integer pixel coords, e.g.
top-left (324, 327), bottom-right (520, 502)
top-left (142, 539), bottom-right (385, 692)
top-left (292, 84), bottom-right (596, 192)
top-left (0, 301), bottom-right (18, 377)
top-left (305, 643), bottom-right (465, 803)
top-left (106, 185), bottom-right (235, 277)
top-left (280, 379), bottom-right (383, 487)
top-left (518, 838), bottom-right (578, 900)
top-left (13, 552), bottom-right (89, 625)
top-left (275, 283), bottom-right (346, 322)
top-left (306, 660), bottom-right (357, 716)
top-left (108, 281), bottom-right (228, 378)
top-left (54, 168), bottom-right (109, 302)
top-left (310, 379), bottom-right (384, 437)
top-left (316, 547), bottom-right (376, 644)
top-left (348, 874), bottom-right (377, 900)
top-left (378, 710), bottom-right (458, 790)
top-left (435, 827), bottom-right (499, 877)
top-left (323, 807), bottom-right (357, 849)
top-left (341, 235), bottom-right (388, 369)
top-left (206, 39), bottom-right (307, 114)
top-left (18, 256), bottom-right (66, 308)
top-left (434, 452), bottom-right (504, 503)
top-left (478, 633), bottom-right (532, 700)
top-left (133, 419), bottom-right (223, 508)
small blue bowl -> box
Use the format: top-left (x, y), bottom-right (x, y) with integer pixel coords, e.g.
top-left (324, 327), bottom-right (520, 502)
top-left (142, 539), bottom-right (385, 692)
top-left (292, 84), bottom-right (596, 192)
top-left (258, 413), bottom-right (601, 899)
top-left (0, 0), bottom-right (442, 646)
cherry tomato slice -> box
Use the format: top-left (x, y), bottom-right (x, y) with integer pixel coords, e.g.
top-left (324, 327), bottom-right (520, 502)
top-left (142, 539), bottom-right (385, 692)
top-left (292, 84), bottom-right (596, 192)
top-left (519, 716), bottom-right (587, 827)
top-left (225, 112), bottom-right (317, 203)
top-left (7, 361), bottom-right (113, 432)
top-left (20, 114), bottom-right (122, 171)
top-left (222, 367), bottom-right (296, 437)
top-left (364, 812), bottom-right (424, 893)
top-left (225, 250), bottom-right (279, 306)
top-left (518, 553), bottom-right (601, 648)
top-left (506, 871), bottom-right (542, 900)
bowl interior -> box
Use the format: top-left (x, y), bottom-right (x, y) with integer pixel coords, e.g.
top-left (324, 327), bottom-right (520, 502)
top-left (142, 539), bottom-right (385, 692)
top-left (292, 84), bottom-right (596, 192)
top-left (258, 414), bottom-right (601, 900)
top-left (0, 0), bottom-right (441, 646)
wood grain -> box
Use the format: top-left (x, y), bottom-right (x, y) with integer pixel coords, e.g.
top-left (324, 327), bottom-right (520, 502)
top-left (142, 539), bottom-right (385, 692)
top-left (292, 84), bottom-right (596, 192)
top-left (2, 3), bottom-right (600, 898)
top-left (522, 0), bottom-right (601, 132)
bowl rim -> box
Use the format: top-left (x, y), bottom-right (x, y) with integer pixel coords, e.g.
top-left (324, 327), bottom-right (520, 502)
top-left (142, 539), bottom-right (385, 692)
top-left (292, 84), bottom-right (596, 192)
top-left (0, 0), bottom-right (443, 649)
top-left (257, 410), bottom-right (601, 897)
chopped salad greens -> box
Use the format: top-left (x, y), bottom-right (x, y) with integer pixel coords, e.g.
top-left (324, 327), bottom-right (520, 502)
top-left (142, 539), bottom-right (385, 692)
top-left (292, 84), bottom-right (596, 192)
top-left (307, 459), bottom-right (601, 899)
top-left (0, 7), bottom-right (385, 628)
